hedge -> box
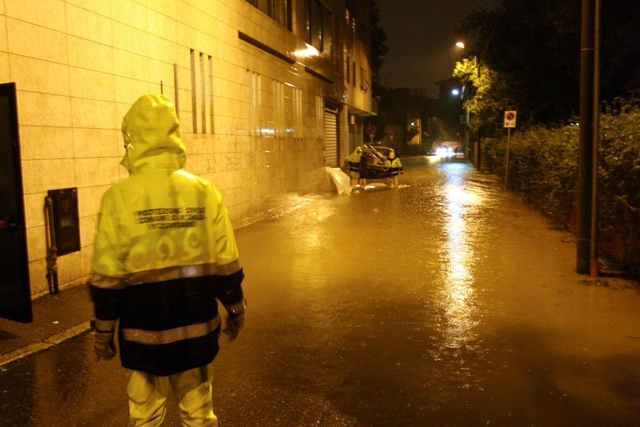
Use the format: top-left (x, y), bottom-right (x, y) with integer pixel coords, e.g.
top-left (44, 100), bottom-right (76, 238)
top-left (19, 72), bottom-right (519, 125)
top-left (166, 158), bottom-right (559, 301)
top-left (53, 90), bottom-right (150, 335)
top-left (481, 100), bottom-right (640, 276)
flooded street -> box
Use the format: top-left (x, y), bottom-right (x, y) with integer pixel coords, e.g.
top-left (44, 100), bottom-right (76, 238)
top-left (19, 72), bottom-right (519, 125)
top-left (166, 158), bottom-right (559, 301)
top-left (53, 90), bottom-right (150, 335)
top-left (2, 156), bottom-right (640, 426)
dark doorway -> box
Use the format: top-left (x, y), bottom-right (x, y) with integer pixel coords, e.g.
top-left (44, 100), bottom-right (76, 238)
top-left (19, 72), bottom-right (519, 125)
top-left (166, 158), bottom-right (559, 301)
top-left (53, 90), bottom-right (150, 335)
top-left (0, 83), bottom-right (33, 323)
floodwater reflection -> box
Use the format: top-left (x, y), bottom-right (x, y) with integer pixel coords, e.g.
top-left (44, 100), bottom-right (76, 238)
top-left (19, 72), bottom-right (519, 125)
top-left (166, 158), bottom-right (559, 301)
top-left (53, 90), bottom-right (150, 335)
top-left (439, 174), bottom-right (481, 350)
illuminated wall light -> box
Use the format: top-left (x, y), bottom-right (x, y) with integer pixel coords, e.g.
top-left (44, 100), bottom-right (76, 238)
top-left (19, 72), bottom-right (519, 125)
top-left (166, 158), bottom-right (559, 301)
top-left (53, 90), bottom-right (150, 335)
top-left (294, 45), bottom-right (319, 58)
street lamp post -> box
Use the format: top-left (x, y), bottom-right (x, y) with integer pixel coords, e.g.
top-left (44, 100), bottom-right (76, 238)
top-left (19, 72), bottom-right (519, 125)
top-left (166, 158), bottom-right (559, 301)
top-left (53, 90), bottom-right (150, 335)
top-left (456, 41), bottom-right (474, 161)
top-left (577, 0), bottom-right (600, 276)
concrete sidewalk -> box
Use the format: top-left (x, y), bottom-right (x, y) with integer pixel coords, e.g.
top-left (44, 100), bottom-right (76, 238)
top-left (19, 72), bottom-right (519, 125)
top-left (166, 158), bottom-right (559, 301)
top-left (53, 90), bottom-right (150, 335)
top-left (0, 284), bottom-right (93, 367)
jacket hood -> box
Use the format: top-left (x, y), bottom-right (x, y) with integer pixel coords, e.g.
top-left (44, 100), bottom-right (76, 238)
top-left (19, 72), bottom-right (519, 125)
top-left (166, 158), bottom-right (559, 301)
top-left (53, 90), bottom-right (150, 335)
top-left (121, 94), bottom-right (187, 174)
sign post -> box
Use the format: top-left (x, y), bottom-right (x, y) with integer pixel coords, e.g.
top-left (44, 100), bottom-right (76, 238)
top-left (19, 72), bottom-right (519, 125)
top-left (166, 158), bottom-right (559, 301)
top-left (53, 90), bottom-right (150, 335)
top-left (367, 125), bottom-right (377, 143)
top-left (503, 111), bottom-right (517, 189)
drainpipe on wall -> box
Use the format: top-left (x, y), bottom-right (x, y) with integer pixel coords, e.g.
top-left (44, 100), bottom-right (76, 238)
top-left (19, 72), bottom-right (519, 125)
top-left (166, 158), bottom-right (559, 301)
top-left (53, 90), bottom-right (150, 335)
top-left (44, 197), bottom-right (59, 295)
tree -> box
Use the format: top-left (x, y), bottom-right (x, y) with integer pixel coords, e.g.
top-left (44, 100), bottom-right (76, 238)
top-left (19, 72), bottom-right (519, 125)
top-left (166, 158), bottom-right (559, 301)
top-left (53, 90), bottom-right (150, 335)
top-left (453, 58), bottom-right (511, 136)
top-left (455, 1), bottom-right (580, 126)
top-left (456, 0), bottom-right (640, 127)
top-left (599, 2), bottom-right (640, 99)
top-left (369, 0), bottom-right (389, 92)
top-left (427, 117), bottom-right (452, 143)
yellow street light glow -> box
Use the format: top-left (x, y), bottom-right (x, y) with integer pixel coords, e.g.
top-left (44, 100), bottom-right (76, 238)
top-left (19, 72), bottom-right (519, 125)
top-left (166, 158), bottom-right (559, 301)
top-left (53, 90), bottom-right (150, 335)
top-left (294, 45), bottom-right (319, 58)
top-left (456, 42), bottom-right (465, 48)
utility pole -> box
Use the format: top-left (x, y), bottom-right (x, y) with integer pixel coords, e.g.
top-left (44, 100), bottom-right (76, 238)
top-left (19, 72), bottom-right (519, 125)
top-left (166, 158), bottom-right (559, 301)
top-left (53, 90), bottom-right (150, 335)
top-left (577, 0), bottom-right (600, 276)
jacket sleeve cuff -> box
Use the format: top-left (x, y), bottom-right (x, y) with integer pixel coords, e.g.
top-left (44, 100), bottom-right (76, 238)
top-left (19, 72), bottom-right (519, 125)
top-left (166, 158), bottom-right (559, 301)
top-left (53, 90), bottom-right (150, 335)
top-left (92, 318), bottom-right (117, 332)
top-left (224, 299), bottom-right (246, 315)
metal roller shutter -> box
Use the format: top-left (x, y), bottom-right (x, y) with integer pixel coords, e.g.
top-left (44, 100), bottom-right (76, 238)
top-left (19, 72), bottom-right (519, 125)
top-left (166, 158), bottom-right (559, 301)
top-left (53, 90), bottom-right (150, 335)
top-left (324, 110), bottom-right (338, 167)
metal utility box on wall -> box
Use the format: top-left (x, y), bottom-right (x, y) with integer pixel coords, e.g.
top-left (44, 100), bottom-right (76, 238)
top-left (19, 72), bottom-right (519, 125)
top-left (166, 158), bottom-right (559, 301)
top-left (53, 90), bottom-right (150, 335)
top-left (47, 188), bottom-right (80, 256)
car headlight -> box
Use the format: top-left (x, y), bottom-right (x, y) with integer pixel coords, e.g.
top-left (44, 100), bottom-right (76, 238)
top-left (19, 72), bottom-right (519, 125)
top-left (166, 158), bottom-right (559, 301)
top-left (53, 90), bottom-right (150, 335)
top-left (436, 147), bottom-right (453, 157)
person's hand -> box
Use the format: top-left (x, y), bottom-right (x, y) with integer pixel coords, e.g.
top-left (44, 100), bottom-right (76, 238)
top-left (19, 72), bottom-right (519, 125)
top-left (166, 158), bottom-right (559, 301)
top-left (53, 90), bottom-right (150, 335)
top-left (94, 329), bottom-right (117, 362)
top-left (223, 312), bottom-right (245, 342)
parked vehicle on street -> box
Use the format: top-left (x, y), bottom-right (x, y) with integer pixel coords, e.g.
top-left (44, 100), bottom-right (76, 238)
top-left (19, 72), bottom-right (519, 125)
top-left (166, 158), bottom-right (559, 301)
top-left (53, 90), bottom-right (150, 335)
top-left (360, 144), bottom-right (403, 179)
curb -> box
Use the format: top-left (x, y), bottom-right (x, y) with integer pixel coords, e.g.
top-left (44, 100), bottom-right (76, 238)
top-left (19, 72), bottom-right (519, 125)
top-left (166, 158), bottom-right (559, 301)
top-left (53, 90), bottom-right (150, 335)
top-left (0, 321), bottom-right (92, 368)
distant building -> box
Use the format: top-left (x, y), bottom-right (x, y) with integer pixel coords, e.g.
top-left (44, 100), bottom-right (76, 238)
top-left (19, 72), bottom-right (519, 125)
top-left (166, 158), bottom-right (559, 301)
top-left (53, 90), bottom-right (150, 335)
top-left (375, 88), bottom-right (432, 155)
top-left (0, 0), bottom-right (375, 307)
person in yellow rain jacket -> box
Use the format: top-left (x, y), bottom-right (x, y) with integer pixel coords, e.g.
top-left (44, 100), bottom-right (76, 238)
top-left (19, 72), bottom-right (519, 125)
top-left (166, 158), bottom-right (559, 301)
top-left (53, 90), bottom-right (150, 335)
top-left (89, 94), bottom-right (245, 427)
top-left (385, 149), bottom-right (403, 188)
top-left (347, 146), bottom-right (366, 187)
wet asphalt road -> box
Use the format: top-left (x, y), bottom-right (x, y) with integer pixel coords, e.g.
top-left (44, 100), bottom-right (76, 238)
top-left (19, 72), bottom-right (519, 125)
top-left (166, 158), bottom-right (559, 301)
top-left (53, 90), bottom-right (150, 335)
top-left (1, 156), bottom-right (640, 427)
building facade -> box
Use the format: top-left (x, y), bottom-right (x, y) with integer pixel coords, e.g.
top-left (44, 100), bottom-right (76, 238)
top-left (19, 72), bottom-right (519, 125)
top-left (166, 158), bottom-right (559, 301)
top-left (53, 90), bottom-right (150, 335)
top-left (0, 0), bottom-right (374, 305)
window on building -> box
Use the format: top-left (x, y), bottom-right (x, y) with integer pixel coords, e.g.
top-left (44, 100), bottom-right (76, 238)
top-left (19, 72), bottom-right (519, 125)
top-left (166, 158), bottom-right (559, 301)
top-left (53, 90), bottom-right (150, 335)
top-left (191, 49), bottom-right (215, 134)
top-left (346, 0), bottom-right (357, 37)
top-left (247, 70), bottom-right (262, 136)
top-left (247, 0), bottom-right (291, 30)
top-left (322, 6), bottom-right (332, 57)
top-left (360, 66), bottom-right (368, 93)
top-left (307, 0), bottom-right (332, 57)
top-left (345, 53), bottom-right (350, 84)
top-left (352, 60), bottom-right (356, 87)
top-left (190, 50), bottom-right (197, 133)
top-left (310, 1), bottom-right (322, 51)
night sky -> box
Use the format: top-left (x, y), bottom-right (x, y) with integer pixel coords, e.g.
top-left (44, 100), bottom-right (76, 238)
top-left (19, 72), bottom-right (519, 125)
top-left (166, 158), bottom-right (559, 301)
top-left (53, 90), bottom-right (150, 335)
top-left (377, 0), bottom-right (497, 97)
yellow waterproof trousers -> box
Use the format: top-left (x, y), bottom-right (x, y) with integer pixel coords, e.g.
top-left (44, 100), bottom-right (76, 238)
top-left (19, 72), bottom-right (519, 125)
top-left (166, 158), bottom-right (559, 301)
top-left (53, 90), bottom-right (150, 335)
top-left (126, 363), bottom-right (217, 427)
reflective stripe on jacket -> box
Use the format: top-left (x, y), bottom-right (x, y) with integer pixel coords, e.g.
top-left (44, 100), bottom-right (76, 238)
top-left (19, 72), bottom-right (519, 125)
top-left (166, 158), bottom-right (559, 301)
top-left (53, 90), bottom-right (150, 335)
top-left (89, 94), bottom-right (244, 376)
top-left (348, 151), bottom-right (363, 170)
top-left (385, 157), bottom-right (403, 175)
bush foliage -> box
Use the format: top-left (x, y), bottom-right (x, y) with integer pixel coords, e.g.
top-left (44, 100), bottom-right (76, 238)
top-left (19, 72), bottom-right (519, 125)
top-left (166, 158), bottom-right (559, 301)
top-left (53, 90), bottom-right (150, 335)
top-left (482, 99), bottom-right (640, 274)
